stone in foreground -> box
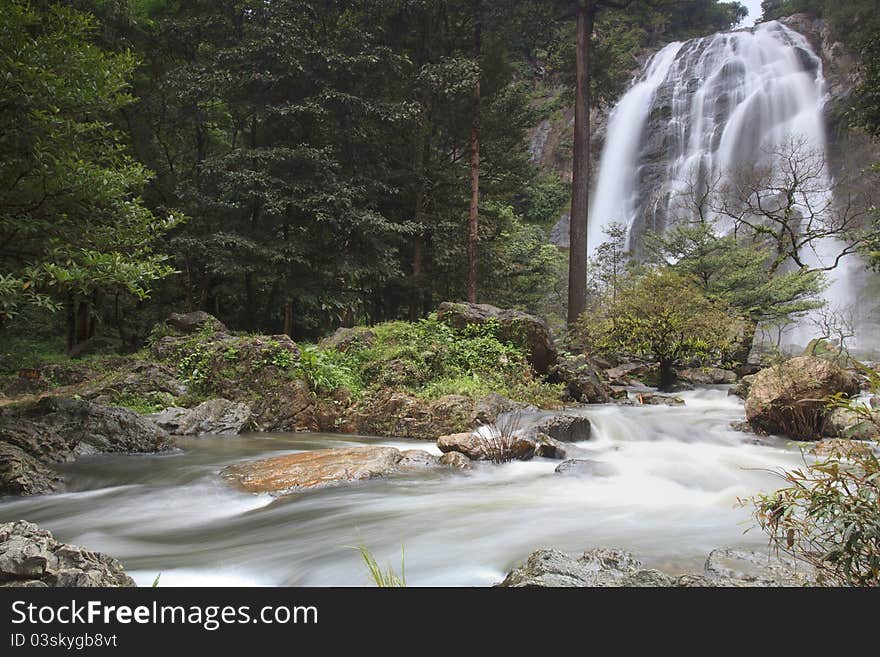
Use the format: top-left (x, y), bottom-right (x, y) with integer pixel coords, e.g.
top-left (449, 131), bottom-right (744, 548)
top-left (436, 431), bottom-right (536, 461)
top-left (0, 521), bottom-right (134, 587)
top-left (497, 546), bottom-right (815, 587)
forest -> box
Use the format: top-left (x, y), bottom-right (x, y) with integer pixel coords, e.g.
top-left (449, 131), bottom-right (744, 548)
top-left (1, 0), bottom-right (880, 590)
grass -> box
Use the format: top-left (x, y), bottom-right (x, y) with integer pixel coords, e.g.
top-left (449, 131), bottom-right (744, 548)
top-left (348, 545), bottom-right (406, 587)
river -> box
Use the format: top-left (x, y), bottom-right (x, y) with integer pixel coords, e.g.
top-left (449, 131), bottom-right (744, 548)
top-left (0, 388), bottom-right (807, 586)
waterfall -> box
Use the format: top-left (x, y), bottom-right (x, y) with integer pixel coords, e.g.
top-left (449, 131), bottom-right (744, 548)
top-left (591, 20), bottom-right (863, 351)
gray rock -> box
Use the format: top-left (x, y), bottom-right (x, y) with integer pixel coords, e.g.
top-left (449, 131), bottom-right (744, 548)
top-left (554, 459), bottom-right (617, 477)
top-left (318, 327), bottom-right (375, 353)
top-left (679, 368), bottom-right (737, 385)
top-left (497, 546), bottom-right (814, 588)
top-left (550, 354), bottom-right (611, 403)
top-left (0, 443), bottom-right (63, 496)
top-left (498, 548), bottom-right (651, 587)
top-left (0, 521), bottom-right (135, 587)
top-left (0, 397), bottom-right (172, 495)
top-left (704, 549), bottom-right (814, 587)
top-left (151, 399), bottom-right (252, 436)
top-left (398, 449), bottom-right (439, 468)
top-left (533, 414), bottom-right (591, 442)
top-left (535, 434), bottom-right (591, 460)
top-left (166, 311), bottom-right (226, 334)
top-left (472, 393), bottom-right (521, 425)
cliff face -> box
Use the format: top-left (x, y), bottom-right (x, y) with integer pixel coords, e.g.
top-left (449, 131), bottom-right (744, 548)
top-left (778, 14), bottom-right (879, 180)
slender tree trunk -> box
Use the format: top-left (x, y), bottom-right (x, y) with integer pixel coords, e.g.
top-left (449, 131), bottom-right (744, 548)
top-left (65, 293), bottom-right (75, 355)
top-left (466, 0), bottom-right (482, 304)
top-left (567, 6), bottom-right (594, 326)
top-left (283, 300), bottom-right (294, 337)
top-left (75, 300), bottom-right (91, 345)
top-left (659, 358), bottom-right (677, 393)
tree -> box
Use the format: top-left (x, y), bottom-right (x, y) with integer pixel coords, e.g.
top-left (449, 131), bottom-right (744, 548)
top-left (712, 137), bottom-right (878, 277)
top-left (578, 268), bottom-right (745, 390)
top-left (0, 0), bottom-right (181, 350)
top-left (645, 218), bottom-right (825, 361)
top-left (467, 0), bottom-right (482, 303)
top-left (588, 221), bottom-right (631, 302)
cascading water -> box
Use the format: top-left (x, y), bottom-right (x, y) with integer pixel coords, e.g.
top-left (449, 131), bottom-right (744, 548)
top-left (590, 20), bottom-right (862, 350)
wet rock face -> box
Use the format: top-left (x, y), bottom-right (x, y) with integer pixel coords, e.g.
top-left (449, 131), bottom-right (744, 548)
top-left (0, 397), bottom-right (172, 496)
top-left (149, 399), bottom-right (252, 436)
top-left (436, 302), bottom-right (557, 374)
top-left (0, 521), bottom-right (135, 587)
top-left (745, 356), bottom-right (859, 440)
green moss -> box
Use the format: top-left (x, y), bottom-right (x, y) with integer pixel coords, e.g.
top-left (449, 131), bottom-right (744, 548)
top-left (108, 391), bottom-right (173, 415)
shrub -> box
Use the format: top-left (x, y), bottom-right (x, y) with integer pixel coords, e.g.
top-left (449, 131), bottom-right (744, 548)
top-left (474, 412), bottom-right (524, 464)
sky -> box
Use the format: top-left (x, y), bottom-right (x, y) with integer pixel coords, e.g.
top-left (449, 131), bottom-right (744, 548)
top-left (741, 0), bottom-right (763, 26)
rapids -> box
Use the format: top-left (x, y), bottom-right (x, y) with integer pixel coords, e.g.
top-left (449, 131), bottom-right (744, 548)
top-left (0, 389), bottom-right (809, 586)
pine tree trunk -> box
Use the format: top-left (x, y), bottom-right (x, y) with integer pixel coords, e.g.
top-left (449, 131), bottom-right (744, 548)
top-left (283, 300), bottom-right (294, 337)
top-left (567, 6), bottom-right (594, 326)
top-left (466, 0), bottom-right (482, 304)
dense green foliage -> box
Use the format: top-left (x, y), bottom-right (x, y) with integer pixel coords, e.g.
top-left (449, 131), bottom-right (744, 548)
top-left (312, 317), bottom-right (563, 405)
top-left (0, 0), bottom-right (181, 335)
top-left (645, 221), bottom-right (825, 330)
top-left (578, 268), bottom-right (745, 389)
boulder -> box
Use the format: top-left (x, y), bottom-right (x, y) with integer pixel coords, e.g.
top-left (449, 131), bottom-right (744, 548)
top-left (0, 397), bottom-right (172, 495)
top-left (497, 548), bottom-right (649, 587)
top-left (549, 354), bottom-right (611, 403)
top-left (436, 430), bottom-right (536, 461)
top-left (149, 399), bottom-right (252, 436)
top-left (812, 438), bottom-right (875, 459)
top-left (0, 444), bottom-right (62, 496)
top-left (703, 549), bottom-right (814, 587)
top-left (166, 311), bottom-right (226, 334)
top-left (84, 362), bottom-right (188, 407)
top-left (436, 302), bottom-right (557, 374)
top-left (497, 546), bottom-right (814, 588)
top-left (438, 452), bottom-right (472, 470)
top-left (318, 327), bottom-right (375, 353)
top-left (820, 407), bottom-right (880, 441)
top-left (472, 393), bottom-right (521, 425)
top-left (398, 449), bottom-right (439, 468)
top-left (678, 368), bottom-right (737, 385)
top-left (605, 361), bottom-right (650, 386)
top-left (534, 434), bottom-right (590, 460)
top-left (532, 414), bottom-right (591, 442)
top-left (554, 459), bottom-right (617, 477)
top-left (0, 521), bottom-right (135, 587)
top-left (634, 393), bottom-right (685, 406)
top-left (222, 445), bottom-right (470, 494)
top-left (728, 374), bottom-right (757, 399)
top-left (745, 356), bottom-right (859, 439)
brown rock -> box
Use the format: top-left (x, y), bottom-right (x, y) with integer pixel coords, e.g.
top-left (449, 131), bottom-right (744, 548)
top-left (438, 452), bottom-right (472, 469)
top-left (222, 446), bottom-right (405, 495)
top-left (436, 430), bottom-right (535, 461)
top-left (745, 356), bottom-right (859, 440)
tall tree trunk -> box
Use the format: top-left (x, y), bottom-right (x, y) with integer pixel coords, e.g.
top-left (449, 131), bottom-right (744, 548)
top-left (466, 0), bottom-right (482, 304)
top-left (65, 293), bottom-right (75, 355)
top-left (658, 358), bottom-right (677, 393)
top-left (567, 6), bottom-right (594, 326)
top-left (283, 300), bottom-right (294, 337)
top-left (75, 299), bottom-right (91, 345)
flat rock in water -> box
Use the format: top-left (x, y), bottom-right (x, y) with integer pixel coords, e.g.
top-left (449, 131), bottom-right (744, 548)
top-left (0, 520), bottom-right (135, 587)
top-left (635, 393), bottom-right (685, 406)
top-left (436, 431), bottom-right (535, 461)
top-left (222, 446), bottom-right (404, 494)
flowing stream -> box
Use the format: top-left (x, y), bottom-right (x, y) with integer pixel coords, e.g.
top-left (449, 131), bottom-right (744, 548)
top-left (0, 389), bottom-right (808, 586)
